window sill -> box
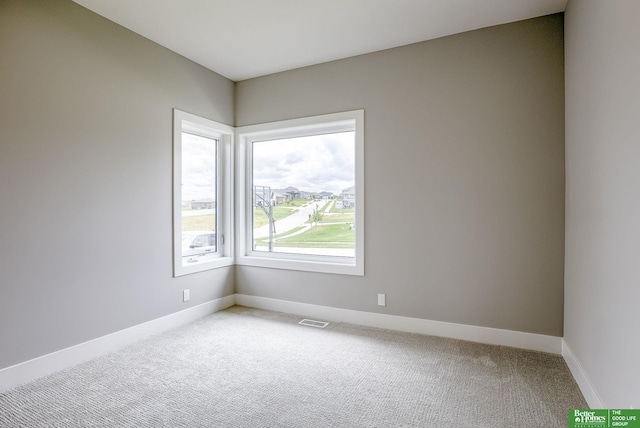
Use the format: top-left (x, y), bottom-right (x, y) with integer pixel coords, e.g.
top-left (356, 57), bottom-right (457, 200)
top-left (174, 256), bottom-right (234, 277)
top-left (236, 254), bottom-right (363, 276)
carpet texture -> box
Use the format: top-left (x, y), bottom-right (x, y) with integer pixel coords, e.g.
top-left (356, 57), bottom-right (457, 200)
top-left (0, 306), bottom-right (586, 427)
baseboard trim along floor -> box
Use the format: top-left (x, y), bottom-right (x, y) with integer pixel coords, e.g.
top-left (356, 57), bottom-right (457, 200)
top-left (0, 295), bottom-right (235, 392)
top-left (562, 339), bottom-right (605, 408)
top-left (1, 293), bottom-right (600, 409)
top-left (235, 294), bottom-right (563, 354)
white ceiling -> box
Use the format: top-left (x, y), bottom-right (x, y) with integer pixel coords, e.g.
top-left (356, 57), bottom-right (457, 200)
top-left (72, 0), bottom-right (567, 82)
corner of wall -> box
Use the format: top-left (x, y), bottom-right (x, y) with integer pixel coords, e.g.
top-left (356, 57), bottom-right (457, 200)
top-left (562, 339), bottom-right (605, 408)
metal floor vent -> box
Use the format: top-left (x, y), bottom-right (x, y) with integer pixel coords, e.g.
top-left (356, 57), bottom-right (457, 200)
top-left (298, 319), bottom-right (329, 328)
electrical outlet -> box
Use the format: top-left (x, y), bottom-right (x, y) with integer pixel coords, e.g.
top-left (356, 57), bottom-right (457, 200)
top-left (183, 289), bottom-right (190, 302)
top-left (378, 293), bottom-right (386, 306)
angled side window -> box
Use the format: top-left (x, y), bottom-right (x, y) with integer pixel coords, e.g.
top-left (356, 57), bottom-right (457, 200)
top-left (173, 109), bottom-right (233, 276)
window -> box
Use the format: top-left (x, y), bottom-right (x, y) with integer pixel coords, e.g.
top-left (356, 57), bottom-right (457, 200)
top-left (236, 110), bottom-right (364, 275)
top-left (173, 109), bottom-right (233, 276)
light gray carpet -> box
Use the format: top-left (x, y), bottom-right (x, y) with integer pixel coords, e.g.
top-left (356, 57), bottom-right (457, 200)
top-left (0, 306), bottom-right (586, 427)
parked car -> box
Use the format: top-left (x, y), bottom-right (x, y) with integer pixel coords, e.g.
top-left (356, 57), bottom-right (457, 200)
top-left (182, 231), bottom-right (216, 259)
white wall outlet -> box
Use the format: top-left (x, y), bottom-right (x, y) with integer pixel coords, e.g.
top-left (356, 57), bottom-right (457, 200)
top-left (378, 293), bottom-right (386, 306)
top-left (183, 289), bottom-right (190, 302)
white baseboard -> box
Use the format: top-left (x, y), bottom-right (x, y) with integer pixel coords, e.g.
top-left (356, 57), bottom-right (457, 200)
top-left (235, 294), bottom-right (562, 354)
top-left (0, 295), bottom-right (235, 392)
top-left (4, 293), bottom-right (597, 405)
top-left (562, 339), bottom-right (605, 408)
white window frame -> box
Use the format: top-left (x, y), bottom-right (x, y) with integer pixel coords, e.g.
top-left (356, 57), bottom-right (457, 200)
top-left (173, 109), bottom-right (234, 276)
top-left (235, 110), bottom-right (364, 276)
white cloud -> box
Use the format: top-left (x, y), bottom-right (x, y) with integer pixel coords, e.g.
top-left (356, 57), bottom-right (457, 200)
top-left (182, 133), bottom-right (216, 201)
top-left (253, 132), bottom-right (355, 195)
top-left (180, 131), bottom-right (356, 202)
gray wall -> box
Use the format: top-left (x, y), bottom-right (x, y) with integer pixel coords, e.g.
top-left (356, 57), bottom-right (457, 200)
top-left (0, 1), bottom-right (568, 373)
top-left (236, 15), bottom-right (566, 336)
top-left (0, 0), bottom-right (234, 370)
top-left (565, 0), bottom-right (640, 408)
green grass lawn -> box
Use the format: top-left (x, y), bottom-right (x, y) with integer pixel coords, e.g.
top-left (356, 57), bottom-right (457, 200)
top-left (253, 205), bottom-right (299, 228)
top-left (254, 226), bottom-right (306, 244)
top-left (304, 200), bottom-right (351, 224)
top-left (284, 198), bottom-right (308, 207)
top-left (261, 223), bottom-right (355, 249)
top-left (320, 212), bottom-right (354, 223)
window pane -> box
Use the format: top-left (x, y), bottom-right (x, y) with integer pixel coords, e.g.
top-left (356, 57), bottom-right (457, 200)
top-left (181, 132), bottom-right (217, 266)
top-left (252, 131), bottom-right (355, 258)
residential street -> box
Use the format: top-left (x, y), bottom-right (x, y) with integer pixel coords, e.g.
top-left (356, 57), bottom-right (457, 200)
top-left (253, 201), bottom-right (320, 239)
